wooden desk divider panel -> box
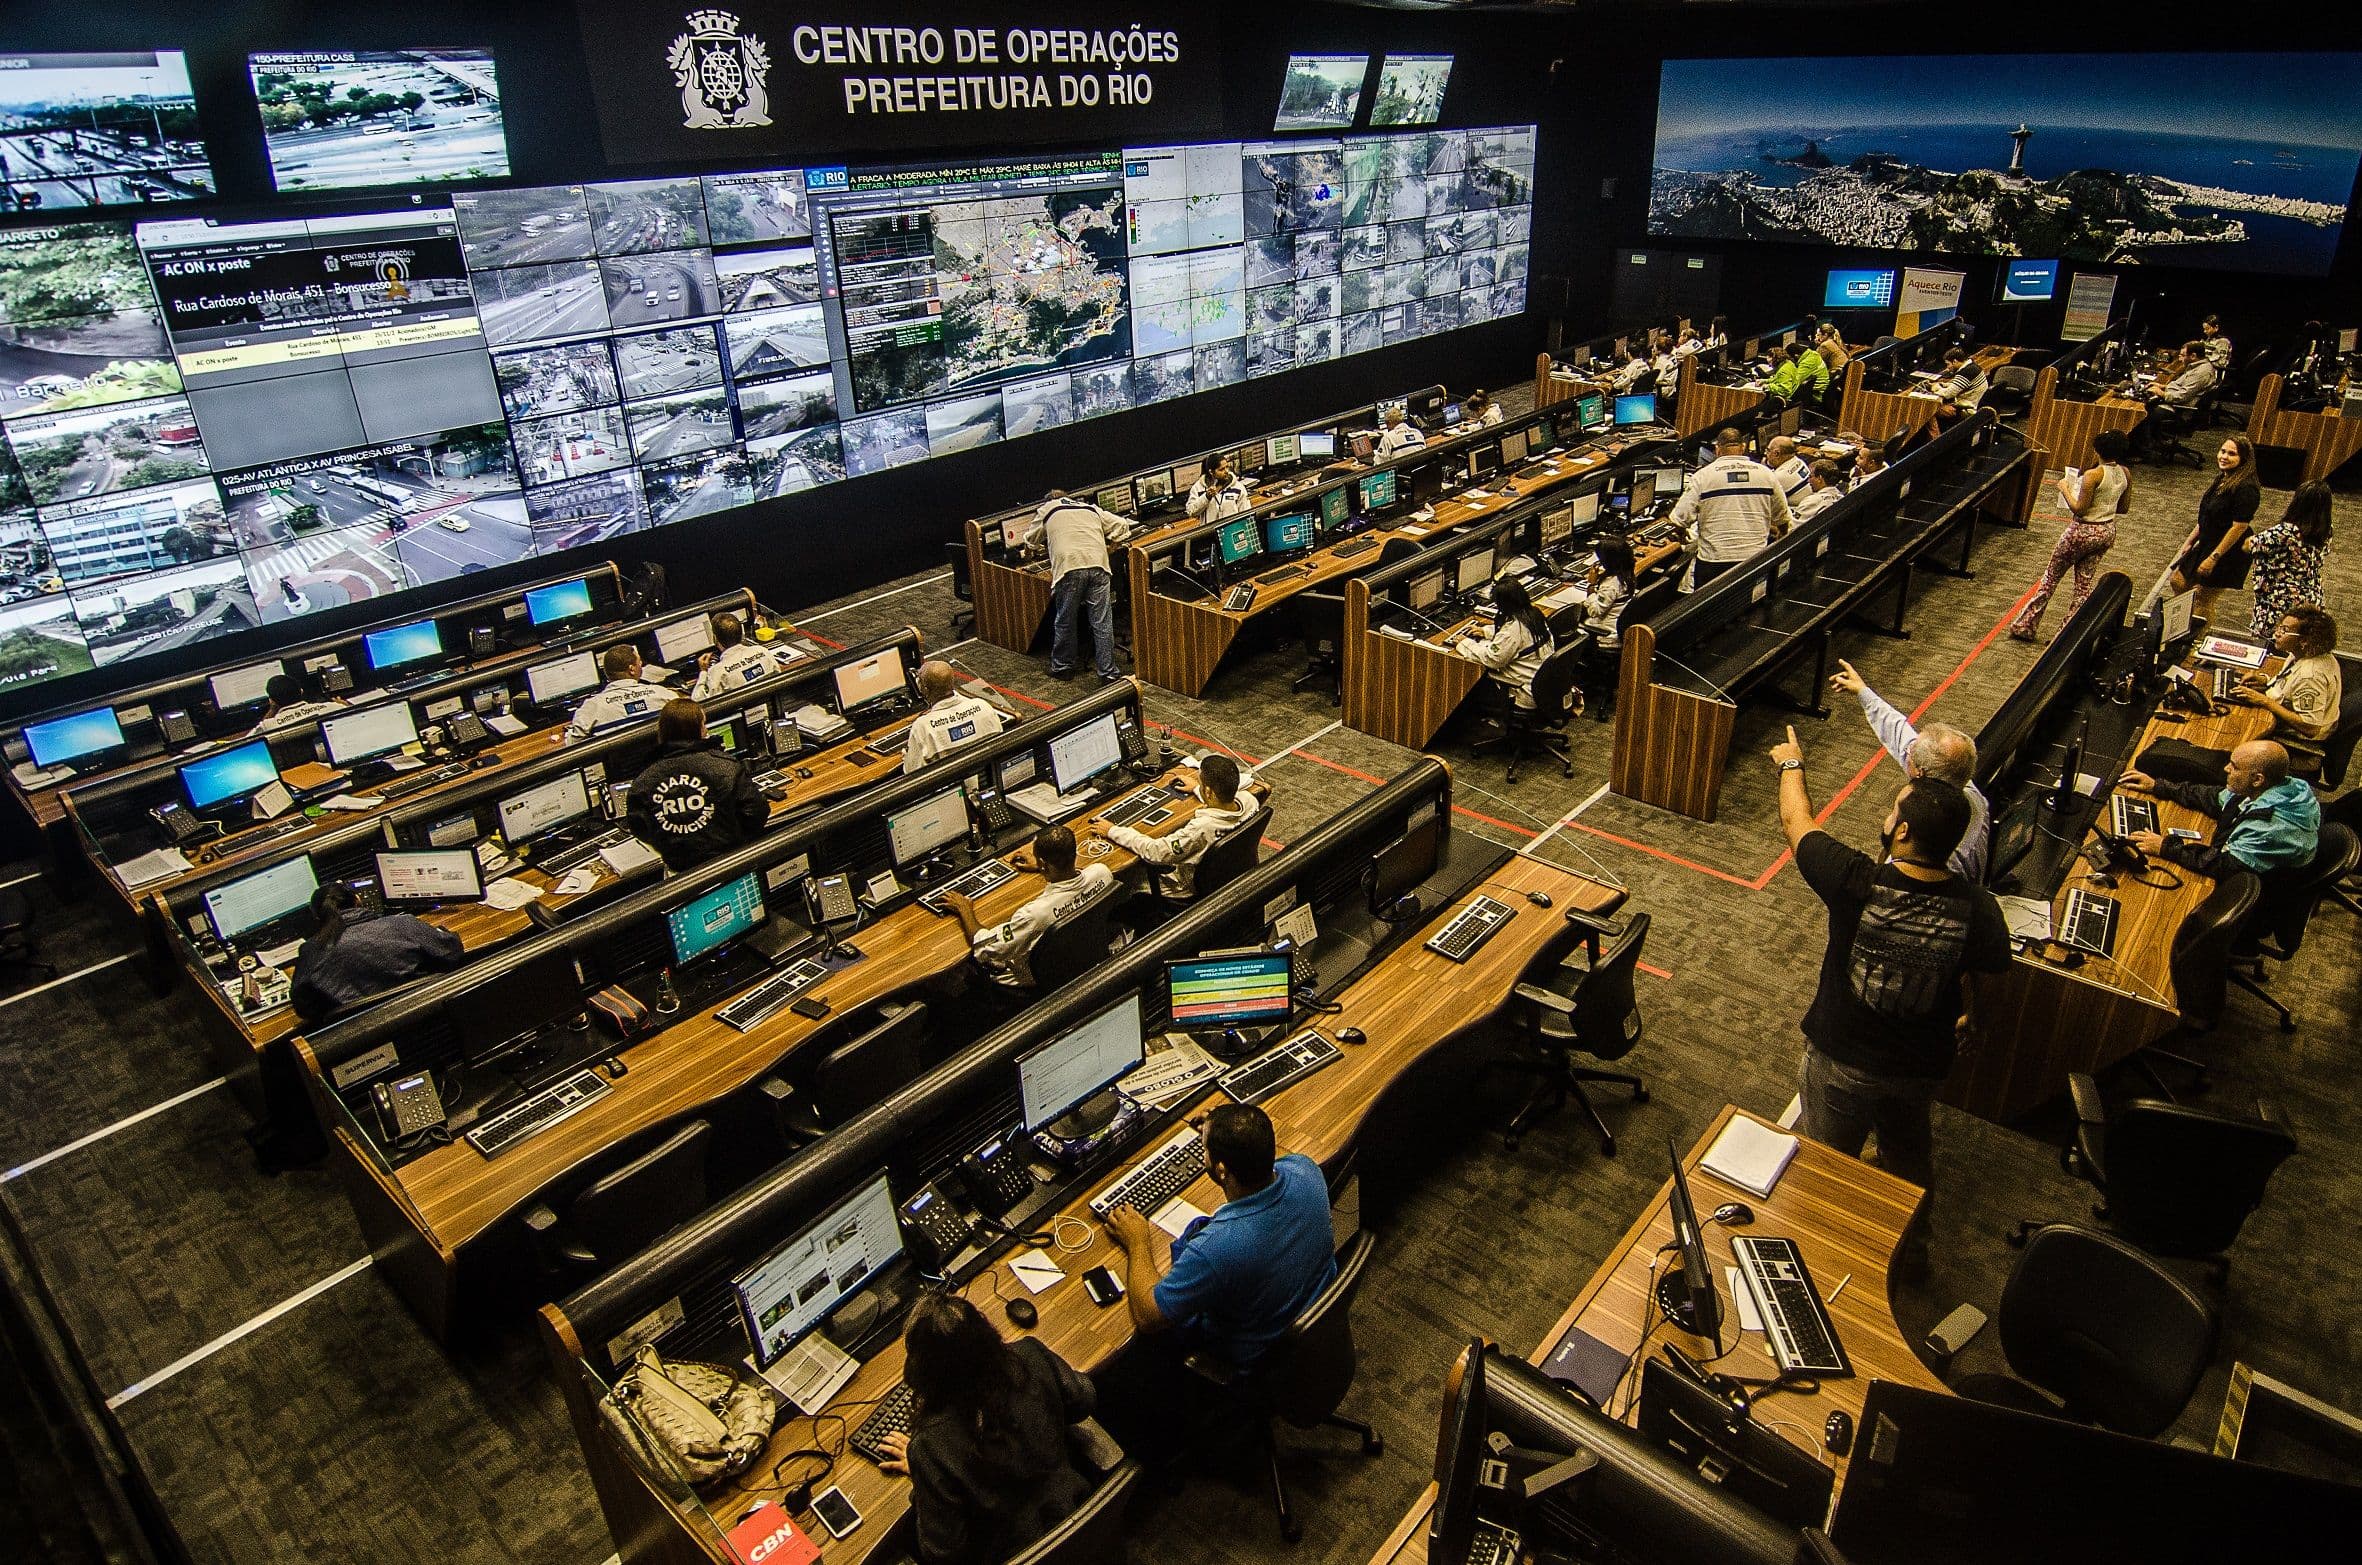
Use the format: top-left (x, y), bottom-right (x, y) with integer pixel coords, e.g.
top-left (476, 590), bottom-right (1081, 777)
top-left (1674, 351), bottom-right (1762, 440)
top-left (2024, 363), bottom-right (2148, 474)
top-left (1340, 576), bottom-right (1485, 750)
top-left (966, 516), bottom-right (1052, 654)
top-left (1608, 621), bottom-right (1740, 821)
top-left (2247, 373), bottom-right (2362, 486)
top-left (1532, 350), bottom-right (1580, 410)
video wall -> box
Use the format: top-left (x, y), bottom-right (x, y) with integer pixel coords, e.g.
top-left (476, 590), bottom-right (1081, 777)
top-left (1647, 52), bottom-right (2362, 276)
top-left (0, 125), bottom-right (1532, 696)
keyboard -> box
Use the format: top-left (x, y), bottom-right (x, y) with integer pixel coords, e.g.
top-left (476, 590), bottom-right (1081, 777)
top-left (1100, 791), bottom-right (1167, 828)
top-left (1219, 1029), bottom-right (1341, 1107)
top-left (2109, 793), bottom-right (2158, 838)
top-left (1088, 1127), bottom-right (1206, 1220)
top-left (464, 1067), bottom-right (612, 1158)
top-left (1425, 896), bottom-right (1515, 962)
top-left (538, 828), bottom-right (630, 874)
top-left (1223, 584), bottom-right (1257, 612)
top-left (1257, 563), bottom-right (1313, 585)
top-left (919, 857), bottom-right (1017, 912)
top-left (2059, 887), bottom-right (2120, 957)
top-left (715, 959), bottom-right (830, 1031)
top-left (1333, 535), bottom-right (1381, 558)
top-left (1730, 1235), bottom-right (1852, 1377)
top-left (377, 762), bottom-right (468, 800)
top-left (850, 1383), bottom-right (918, 1466)
top-left (1467, 1520), bottom-right (1522, 1565)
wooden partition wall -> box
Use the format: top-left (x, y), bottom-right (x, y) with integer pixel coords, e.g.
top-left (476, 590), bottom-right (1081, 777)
top-left (966, 517), bottom-right (1053, 653)
top-left (1338, 578), bottom-right (1485, 750)
top-left (2023, 364), bottom-right (2147, 473)
top-left (2247, 373), bottom-right (2362, 485)
top-left (1606, 622), bottom-right (1737, 821)
top-left (1673, 353), bottom-right (1759, 440)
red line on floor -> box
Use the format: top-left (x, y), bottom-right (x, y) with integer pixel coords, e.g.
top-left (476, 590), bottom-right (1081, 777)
top-left (1278, 747), bottom-right (1538, 838)
top-left (788, 626), bottom-right (845, 650)
top-left (1637, 960), bottom-right (1674, 980)
top-left (1561, 820), bottom-right (1765, 889)
top-left (1155, 722), bottom-right (1264, 767)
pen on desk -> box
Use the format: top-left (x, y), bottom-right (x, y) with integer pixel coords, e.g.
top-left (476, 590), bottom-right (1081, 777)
top-left (1827, 1272), bottom-right (1852, 1304)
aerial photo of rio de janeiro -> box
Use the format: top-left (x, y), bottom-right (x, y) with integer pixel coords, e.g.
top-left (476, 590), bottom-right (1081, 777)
top-left (1647, 52), bottom-right (2362, 275)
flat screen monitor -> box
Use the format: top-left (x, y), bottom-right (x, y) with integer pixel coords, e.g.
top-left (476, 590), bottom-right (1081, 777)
top-left (1454, 547), bottom-right (1496, 595)
top-left (1469, 443), bottom-right (1502, 478)
top-left (1264, 511), bottom-right (1315, 554)
top-left (1823, 268), bottom-right (1897, 309)
top-left (1650, 465), bottom-right (1686, 495)
top-left (2161, 588), bottom-right (2197, 646)
top-left (1318, 485), bottom-right (1351, 532)
top-left (1406, 569), bottom-right (1445, 612)
top-left (1608, 491), bottom-right (1632, 516)
top-left (1373, 54), bottom-right (1453, 127)
top-left (374, 848), bottom-right (486, 906)
top-left (526, 650), bottom-right (600, 706)
top-left (733, 1172), bottom-right (904, 1368)
top-left (1217, 515), bottom-right (1262, 566)
top-left (1369, 808), bottom-right (1440, 910)
top-left (1575, 391), bottom-right (1609, 431)
top-left (1166, 951), bottom-right (1292, 1030)
top-left (497, 770), bottom-right (592, 845)
top-left (1266, 433), bottom-right (1300, 468)
top-left (25, 708), bottom-right (124, 770)
top-left (179, 739), bottom-right (280, 812)
top-left (1094, 481), bottom-right (1137, 517)
top-left (250, 49), bottom-right (509, 194)
top-left (1135, 470), bottom-right (1173, 507)
top-left (1276, 55), bottom-right (1368, 132)
top-left (202, 855), bottom-right (319, 944)
top-left (209, 661), bottom-right (283, 710)
top-left (887, 787), bottom-right (969, 867)
top-left (1540, 503), bottom-right (1578, 549)
top-left (1442, 402), bottom-right (1463, 426)
top-left (1629, 472), bottom-right (1658, 513)
top-left (997, 747), bottom-right (1039, 793)
top-left (320, 702), bottom-right (418, 767)
top-left (1636, 1354), bottom-right (1831, 1529)
top-left (524, 578), bottom-right (594, 627)
top-left (1357, 469), bottom-right (1398, 512)
top-left (652, 616), bottom-right (715, 665)
top-left (666, 871), bottom-right (764, 966)
top-left (1661, 1136), bottom-right (1721, 1338)
top-left (1232, 441), bottom-right (1267, 475)
top-left (362, 619), bottom-right (443, 672)
top-left (1170, 457), bottom-right (1204, 494)
top-left (1018, 993), bottom-right (1146, 1132)
top-left (2001, 259), bottom-right (2060, 303)
top-left (1298, 431), bottom-right (1336, 461)
top-left (1499, 427), bottom-right (1530, 464)
top-left (448, 947), bottom-right (585, 1061)
top-left (833, 651), bottom-right (904, 713)
top-left (1613, 393), bottom-right (1657, 427)
top-left (1428, 1337), bottom-right (1491, 1562)
top-left (1048, 710), bottom-right (1123, 795)
top-left (1571, 489), bottom-right (1602, 527)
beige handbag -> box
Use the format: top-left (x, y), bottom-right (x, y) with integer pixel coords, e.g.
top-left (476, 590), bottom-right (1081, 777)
top-left (600, 1345), bottom-right (779, 1494)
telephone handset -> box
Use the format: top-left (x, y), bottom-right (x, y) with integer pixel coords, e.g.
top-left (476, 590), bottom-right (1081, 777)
top-left (960, 1130), bottom-right (1035, 1217)
top-left (805, 872), bottom-right (858, 926)
top-left (151, 800), bottom-right (207, 847)
top-left (898, 1181), bottom-right (978, 1272)
top-left (1118, 720), bottom-right (1149, 767)
top-left (976, 789), bottom-right (1017, 834)
top-left (444, 711), bottom-right (490, 750)
top-left (158, 709), bottom-right (197, 745)
top-left (372, 1071), bottom-right (447, 1142)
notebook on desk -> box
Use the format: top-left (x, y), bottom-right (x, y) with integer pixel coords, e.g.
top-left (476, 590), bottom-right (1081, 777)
top-left (1699, 1115), bottom-right (1799, 1197)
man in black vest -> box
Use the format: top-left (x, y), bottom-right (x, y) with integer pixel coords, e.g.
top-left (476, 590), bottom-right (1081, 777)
top-left (626, 699), bottom-right (770, 871)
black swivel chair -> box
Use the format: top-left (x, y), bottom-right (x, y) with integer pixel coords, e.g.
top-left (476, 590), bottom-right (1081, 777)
top-left (760, 1001), bottom-right (930, 1146)
top-left (523, 1119), bottom-right (713, 1276)
top-left (2322, 789), bottom-right (2362, 920)
top-left (946, 539), bottom-right (976, 639)
top-left (1473, 641), bottom-right (1584, 782)
top-left (1489, 912), bottom-right (1650, 1153)
top-left (2138, 868), bottom-right (2261, 1095)
top-left (1953, 1223), bottom-right (2219, 1438)
top-left (1983, 363), bottom-right (2037, 421)
top-left (1188, 1232), bottom-right (1383, 1543)
top-left (1290, 589), bottom-right (1347, 703)
top-left (2304, 658), bottom-right (2362, 785)
top-left (0, 887), bottom-right (57, 990)
top-left (1186, 803), bottom-right (1268, 903)
top-left (1001, 1461), bottom-right (1141, 1565)
top-left (2230, 823), bottom-right (2359, 1031)
top-left (1377, 537), bottom-right (1423, 568)
top-left (1024, 894), bottom-right (1117, 993)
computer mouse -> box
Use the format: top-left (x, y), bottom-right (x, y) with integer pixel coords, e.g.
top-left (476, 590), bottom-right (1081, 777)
top-left (470, 754), bottom-right (502, 770)
top-left (601, 1055), bottom-right (628, 1079)
top-left (1526, 890), bottom-right (1552, 909)
top-left (1337, 1026), bottom-right (1366, 1046)
top-left (1005, 1297), bottom-right (1038, 1330)
top-left (1824, 1410), bottom-right (1853, 1456)
top-left (1711, 1202), bottom-right (1754, 1227)
top-left (796, 767), bottom-right (814, 779)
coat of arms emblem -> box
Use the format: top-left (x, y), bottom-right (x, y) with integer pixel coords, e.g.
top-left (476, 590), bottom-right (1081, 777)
top-left (669, 10), bottom-right (772, 130)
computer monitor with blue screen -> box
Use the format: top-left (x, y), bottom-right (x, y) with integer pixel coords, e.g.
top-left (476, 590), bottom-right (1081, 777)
top-left (1049, 710), bottom-right (1123, 795)
top-left (1298, 431), bottom-right (1335, 461)
top-left (2001, 259), bottom-right (2060, 303)
top-left (1575, 392), bottom-right (1609, 431)
top-left (1318, 485), bottom-right (1351, 533)
top-left (524, 578), bottom-right (594, 627)
top-left (733, 1171), bottom-right (904, 1367)
top-left (321, 703), bottom-right (418, 767)
top-left (25, 708), bottom-right (123, 770)
top-left (1823, 268), bottom-right (1897, 309)
top-left (1265, 511), bottom-right (1314, 554)
top-left (888, 788), bottom-right (969, 867)
top-left (201, 855), bottom-right (318, 943)
top-left (1357, 469), bottom-right (1398, 512)
top-left (1018, 994), bottom-right (1144, 1133)
top-left (1167, 951), bottom-right (1291, 1029)
top-left (1613, 394), bottom-right (1657, 427)
top-left (667, 871), bottom-right (764, 965)
top-left (180, 739), bottom-right (280, 812)
top-left (362, 619), bottom-right (443, 672)
top-left (1218, 515), bottom-right (1262, 566)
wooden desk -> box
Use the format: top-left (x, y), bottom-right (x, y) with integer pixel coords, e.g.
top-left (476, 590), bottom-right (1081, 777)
top-left (1835, 345), bottom-right (2019, 447)
top-left (2025, 364), bottom-right (2148, 473)
top-left (1673, 354), bottom-right (1760, 440)
top-left (1132, 447), bottom-right (1620, 698)
top-left (1951, 680), bottom-right (2277, 1123)
top-left (2247, 373), bottom-right (2362, 486)
top-left (660, 854), bottom-right (1625, 1564)
top-left (1365, 1104), bottom-right (1948, 1563)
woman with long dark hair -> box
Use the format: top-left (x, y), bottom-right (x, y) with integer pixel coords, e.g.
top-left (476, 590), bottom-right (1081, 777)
top-left (2169, 435), bottom-right (2261, 622)
top-left (2011, 427), bottom-right (2132, 642)
top-left (2246, 481), bottom-right (2335, 639)
top-left (1578, 536), bottom-right (1638, 653)
top-left (874, 1293), bottom-right (1097, 1565)
top-left (1455, 575), bottom-right (1554, 710)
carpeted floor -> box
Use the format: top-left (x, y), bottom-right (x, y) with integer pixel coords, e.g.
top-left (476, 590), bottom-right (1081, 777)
top-left (1, 388), bottom-right (2355, 1564)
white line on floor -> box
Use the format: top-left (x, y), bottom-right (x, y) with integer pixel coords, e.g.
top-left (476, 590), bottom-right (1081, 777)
top-left (0, 951), bottom-right (135, 1011)
top-left (798, 571), bottom-right (955, 625)
top-left (1257, 718), bottom-right (1344, 769)
top-left (0, 869), bottom-right (41, 889)
top-left (1520, 783), bottom-right (1609, 859)
top-left (4, 1078), bottom-right (228, 1183)
top-left (936, 636), bottom-right (978, 655)
top-left (106, 1257), bottom-right (373, 1410)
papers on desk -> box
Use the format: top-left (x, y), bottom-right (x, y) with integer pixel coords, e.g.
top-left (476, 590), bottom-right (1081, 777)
top-left (1008, 779), bottom-right (1095, 823)
top-left (484, 712), bottom-right (528, 738)
top-left (1377, 623), bottom-right (1417, 640)
top-left (320, 792), bottom-right (384, 811)
top-left (1998, 895), bottom-right (2054, 944)
top-left (1150, 1197), bottom-right (1207, 1240)
top-left (599, 837), bottom-right (663, 878)
top-left (12, 761), bottom-right (72, 787)
top-left (1118, 1039), bottom-right (1224, 1109)
top-left (483, 877), bottom-right (544, 911)
top-left (257, 938), bottom-right (303, 970)
top-left (554, 867), bottom-right (600, 897)
top-left (1539, 584), bottom-right (1587, 613)
top-left (381, 752), bottom-right (427, 773)
top-left (113, 847), bottom-right (192, 889)
top-left (1698, 1116), bottom-right (1799, 1197)
top-left (1010, 1253), bottom-right (1065, 1294)
top-left (754, 1331), bottom-right (858, 1415)
top-left (1725, 1268), bottom-right (1767, 1333)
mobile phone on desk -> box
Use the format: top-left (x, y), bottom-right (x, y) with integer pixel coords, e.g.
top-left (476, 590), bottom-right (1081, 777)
top-left (811, 1486), bottom-right (862, 1539)
top-left (1082, 1265), bottom-right (1125, 1307)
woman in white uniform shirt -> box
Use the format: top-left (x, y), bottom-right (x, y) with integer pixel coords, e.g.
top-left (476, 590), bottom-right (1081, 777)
top-left (1457, 577), bottom-right (1554, 710)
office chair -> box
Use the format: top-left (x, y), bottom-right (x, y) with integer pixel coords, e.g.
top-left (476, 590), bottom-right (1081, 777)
top-left (523, 1119), bottom-right (713, 1276)
top-left (945, 540), bottom-right (976, 639)
top-left (1983, 364), bottom-right (2037, 421)
top-left (2146, 394), bottom-right (2214, 468)
top-left (1184, 803), bottom-right (1269, 904)
top-left (1954, 1224), bottom-right (2218, 1438)
top-left (2229, 823), bottom-right (2358, 1031)
top-left (2322, 790), bottom-right (2362, 919)
top-left (0, 888), bottom-right (57, 990)
top-left (1186, 1232), bottom-right (1382, 1543)
top-left (1872, 335), bottom-right (1900, 351)
top-left (760, 1001), bottom-right (929, 1146)
top-left (1025, 894), bottom-right (1117, 993)
top-left (1489, 911), bottom-right (1650, 1153)
top-left (2032, 1072), bottom-right (2296, 1277)
top-left (1377, 537), bottom-right (1422, 568)
top-left (2133, 868), bottom-right (2261, 1096)
top-left (1472, 641), bottom-right (1584, 782)
top-left (1001, 1460), bottom-right (1140, 1565)
top-left (2306, 658), bottom-right (2362, 786)
top-left (1290, 589), bottom-right (1348, 703)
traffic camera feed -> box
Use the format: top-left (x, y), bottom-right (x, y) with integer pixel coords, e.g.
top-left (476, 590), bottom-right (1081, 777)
top-left (0, 52), bottom-right (214, 213)
top-left (249, 50), bottom-right (510, 193)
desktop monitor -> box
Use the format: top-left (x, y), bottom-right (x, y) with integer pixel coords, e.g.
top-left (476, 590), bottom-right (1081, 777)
top-left (1409, 466), bottom-right (1448, 507)
top-left (1823, 268), bottom-right (1898, 309)
top-left (1469, 443), bottom-right (1502, 479)
top-left (1649, 465), bottom-right (1686, 497)
top-left (1094, 481), bottom-right (1138, 517)
top-left (1500, 427), bottom-right (1530, 465)
top-left (997, 747), bottom-right (1039, 794)
top-left (1608, 492), bottom-right (1632, 518)
top-left (208, 661), bottom-right (283, 711)
top-left (1659, 1137), bottom-right (1721, 1339)
top-left (1629, 472), bottom-right (1658, 514)
top-left (1217, 515), bottom-right (1263, 567)
top-left (2000, 259), bottom-right (2060, 304)
top-left (1232, 441), bottom-right (1267, 475)
top-left (1318, 485), bottom-right (1351, 533)
top-left (1018, 993), bottom-right (1145, 1133)
top-left (1349, 431), bottom-right (1376, 461)
top-left (374, 848), bottom-right (486, 906)
top-left (2161, 588), bottom-right (2197, 648)
top-left (525, 650), bottom-right (601, 707)
top-left (1406, 569), bottom-right (1445, 613)
top-left (1613, 394), bottom-right (1657, 428)
top-left (1357, 469), bottom-right (1399, 513)
top-left (25, 708), bottom-right (124, 770)
top-left (652, 616), bottom-right (716, 665)
top-left (887, 787), bottom-right (969, 867)
top-left (1297, 431), bottom-right (1335, 461)
top-left (1570, 489), bottom-right (1602, 527)
top-left (1368, 808), bottom-right (1441, 912)
top-left (1575, 392), bottom-right (1609, 431)
top-left (1454, 546), bottom-right (1496, 596)
top-left (1636, 1354), bottom-right (1834, 1530)
top-left (362, 619), bottom-right (443, 673)
top-left (1442, 402), bottom-right (1463, 426)
top-left (1428, 1337), bottom-right (1491, 1563)
top-left (833, 651), bottom-right (904, 714)
top-left (448, 948), bottom-right (587, 1063)
top-left (1135, 469), bottom-right (1174, 508)
top-left (201, 855), bottom-right (319, 944)
top-left (1264, 511), bottom-right (1315, 555)
top-left (179, 739), bottom-right (280, 812)
top-left (1048, 710), bottom-right (1123, 795)
top-left (1266, 433), bottom-right (1300, 467)
top-left (497, 770), bottom-right (593, 845)
top-left (1170, 457), bottom-right (1204, 495)
top-left (1539, 503), bottom-right (1579, 550)
top-left (321, 703), bottom-right (419, 768)
top-left (666, 871), bottom-right (765, 966)
top-left (733, 1171), bottom-right (905, 1368)
top-left (524, 578), bottom-right (595, 627)
top-left (1165, 951), bottom-right (1292, 1030)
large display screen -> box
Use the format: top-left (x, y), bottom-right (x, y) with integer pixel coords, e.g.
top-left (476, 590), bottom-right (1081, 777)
top-left (0, 51), bottom-right (214, 213)
top-left (1647, 53), bottom-right (2362, 276)
top-left (1372, 57), bottom-right (1453, 128)
top-left (249, 50), bottom-right (510, 194)
top-left (1276, 57), bottom-right (1368, 133)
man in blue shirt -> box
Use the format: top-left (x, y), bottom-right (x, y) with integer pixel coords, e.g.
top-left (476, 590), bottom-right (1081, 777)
top-left (1104, 1104), bottom-right (1336, 1370)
